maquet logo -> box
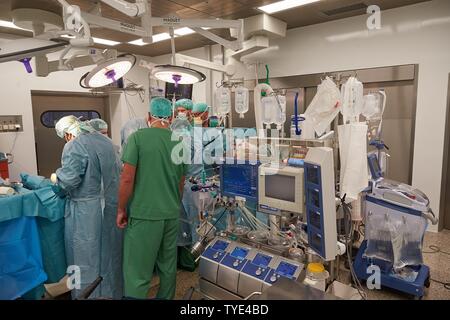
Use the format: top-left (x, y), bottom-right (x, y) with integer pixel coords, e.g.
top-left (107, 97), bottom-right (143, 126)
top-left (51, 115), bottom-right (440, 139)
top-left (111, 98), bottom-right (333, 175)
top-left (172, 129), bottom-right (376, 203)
top-left (163, 17), bottom-right (181, 25)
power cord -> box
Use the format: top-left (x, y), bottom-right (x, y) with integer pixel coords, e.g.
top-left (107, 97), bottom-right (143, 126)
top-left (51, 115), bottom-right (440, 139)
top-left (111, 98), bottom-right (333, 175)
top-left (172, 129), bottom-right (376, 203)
top-left (339, 194), bottom-right (367, 300)
top-left (423, 245), bottom-right (450, 291)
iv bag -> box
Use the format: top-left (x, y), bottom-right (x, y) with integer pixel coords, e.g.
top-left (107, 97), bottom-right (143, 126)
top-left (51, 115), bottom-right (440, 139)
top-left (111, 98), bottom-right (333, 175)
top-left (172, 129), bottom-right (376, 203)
top-left (304, 77), bottom-right (341, 136)
top-left (340, 77), bottom-right (364, 124)
top-left (215, 86), bottom-right (231, 115)
top-left (235, 86), bottom-right (249, 118)
top-left (362, 93), bottom-right (382, 120)
top-left (273, 95), bottom-right (286, 130)
top-left (261, 96), bottom-right (276, 125)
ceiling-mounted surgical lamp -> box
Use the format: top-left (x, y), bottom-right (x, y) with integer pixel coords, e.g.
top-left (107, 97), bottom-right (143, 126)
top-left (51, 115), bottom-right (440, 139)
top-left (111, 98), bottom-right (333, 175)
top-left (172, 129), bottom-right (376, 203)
top-left (149, 27), bottom-right (206, 87)
top-left (79, 53), bottom-right (136, 88)
top-left (150, 64), bottom-right (206, 86)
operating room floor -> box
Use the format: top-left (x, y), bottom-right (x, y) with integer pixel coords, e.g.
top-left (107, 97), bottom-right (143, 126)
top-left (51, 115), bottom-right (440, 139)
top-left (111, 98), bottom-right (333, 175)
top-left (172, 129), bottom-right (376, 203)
top-left (148, 230), bottom-right (450, 300)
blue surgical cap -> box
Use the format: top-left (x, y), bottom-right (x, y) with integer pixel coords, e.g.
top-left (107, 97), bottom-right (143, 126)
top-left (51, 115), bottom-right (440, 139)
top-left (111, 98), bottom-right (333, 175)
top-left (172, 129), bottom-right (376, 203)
top-left (88, 118), bottom-right (108, 132)
top-left (175, 99), bottom-right (194, 111)
top-left (150, 97), bottom-right (173, 118)
top-left (193, 102), bottom-right (209, 113)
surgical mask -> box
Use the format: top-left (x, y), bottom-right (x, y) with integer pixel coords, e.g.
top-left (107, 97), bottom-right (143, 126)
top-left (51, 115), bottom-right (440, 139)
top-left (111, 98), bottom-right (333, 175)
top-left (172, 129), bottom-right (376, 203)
top-left (170, 114), bottom-right (191, 133)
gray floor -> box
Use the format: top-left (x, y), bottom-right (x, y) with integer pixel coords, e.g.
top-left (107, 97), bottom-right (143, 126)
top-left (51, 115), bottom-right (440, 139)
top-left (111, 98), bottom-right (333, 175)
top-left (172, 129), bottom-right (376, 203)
top-left (149, 230), bottom-right (450, 300)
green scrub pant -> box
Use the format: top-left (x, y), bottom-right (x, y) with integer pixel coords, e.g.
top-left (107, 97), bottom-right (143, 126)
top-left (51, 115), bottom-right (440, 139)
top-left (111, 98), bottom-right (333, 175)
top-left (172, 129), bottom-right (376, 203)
top-left (123, 218), bottom-right (178, 299)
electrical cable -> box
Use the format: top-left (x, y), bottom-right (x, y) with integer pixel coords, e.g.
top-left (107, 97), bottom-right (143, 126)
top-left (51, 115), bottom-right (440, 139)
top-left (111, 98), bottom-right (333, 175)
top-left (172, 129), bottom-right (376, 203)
top-left (340, 196), bottom-right (367, 299)
top-left (9, 131), bottom-right (19, 154)
top-left (422, 245), bottom-right (450, 291)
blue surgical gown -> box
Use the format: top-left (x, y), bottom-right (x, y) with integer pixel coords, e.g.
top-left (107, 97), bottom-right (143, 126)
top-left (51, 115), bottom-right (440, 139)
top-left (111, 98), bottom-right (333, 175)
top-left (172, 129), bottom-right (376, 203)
top-left (56, 132), bottom-right (123, 299)
top-left (177, 127), bottom-right (223, 247)
top-left (120, 118), bottom-right (148, 154)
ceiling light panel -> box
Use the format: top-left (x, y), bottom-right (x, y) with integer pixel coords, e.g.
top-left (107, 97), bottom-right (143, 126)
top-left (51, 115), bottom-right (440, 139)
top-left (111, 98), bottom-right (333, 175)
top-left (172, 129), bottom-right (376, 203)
top-left (258, 0), bottom-right (320, 14)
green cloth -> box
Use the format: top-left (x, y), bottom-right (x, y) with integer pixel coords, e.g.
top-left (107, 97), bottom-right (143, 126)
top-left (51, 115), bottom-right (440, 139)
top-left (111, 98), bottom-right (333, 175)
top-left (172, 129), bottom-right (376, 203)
top-left (121, 128), bottom-right (186, 220)
top-left (123, 218), bottom-right (178, 299)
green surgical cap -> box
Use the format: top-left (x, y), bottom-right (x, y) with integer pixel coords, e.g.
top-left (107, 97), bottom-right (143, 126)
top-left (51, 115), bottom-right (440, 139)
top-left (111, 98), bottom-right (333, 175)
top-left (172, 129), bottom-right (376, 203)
top-left (150, 97), bottom-right (173, 118)
top-left (175, 99), bottom-right (193, 110)
top-left (193, 102), bottom-right (209, 113)
top-left (88, 118), bottom-right (108, 132)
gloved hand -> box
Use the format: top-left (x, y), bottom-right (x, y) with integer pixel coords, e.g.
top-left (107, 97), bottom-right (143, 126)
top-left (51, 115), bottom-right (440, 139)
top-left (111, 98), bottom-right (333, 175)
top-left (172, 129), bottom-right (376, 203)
top-left (50, 173), bottom-right (58, 184)
top-left (51, 184), bottom-right (67, 198)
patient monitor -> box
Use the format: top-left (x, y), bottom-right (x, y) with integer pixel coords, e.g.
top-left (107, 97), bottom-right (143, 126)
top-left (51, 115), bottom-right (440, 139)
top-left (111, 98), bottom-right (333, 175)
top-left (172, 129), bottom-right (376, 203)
top-left (258, 164), bottom-right (304, 215)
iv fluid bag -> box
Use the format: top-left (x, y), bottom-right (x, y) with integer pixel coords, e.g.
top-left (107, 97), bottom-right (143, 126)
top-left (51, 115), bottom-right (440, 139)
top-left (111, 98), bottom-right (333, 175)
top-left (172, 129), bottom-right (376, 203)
top-left (235, 86), bottom-right (249, 118)
top-left (215, 86), bottom-right (231, 115)
top-left (340, 77), bottom-right (364, 123)
top-left (273, 95), bottom-right (286, 129)
top-left (261, 96), bottom-right (276, 125)
top-left (362, 93), bottom-right (382, 120)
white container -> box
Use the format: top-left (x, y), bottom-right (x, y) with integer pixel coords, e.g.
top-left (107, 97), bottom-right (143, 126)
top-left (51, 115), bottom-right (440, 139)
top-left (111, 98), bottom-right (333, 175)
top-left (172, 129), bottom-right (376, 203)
top-left (303, 263), bottom-right (329, 292)
top-left (261, 95), bottom-right (276, 125)
top-left (326, 281), bottom-right (362, 300)
top-left (235, 86), bottom-right (249, 118)
top-left (273, 95), bottom-right (286, 130)
top-left (215, 86), bottom-right (231, 115)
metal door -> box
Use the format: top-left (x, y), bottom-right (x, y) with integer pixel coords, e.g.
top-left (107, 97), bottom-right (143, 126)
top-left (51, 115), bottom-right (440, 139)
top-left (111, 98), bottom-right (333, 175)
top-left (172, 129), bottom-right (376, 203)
top-left (31, 92), bottom-right (108, 177)
top-left (442, 75), bottom-right (450, 230)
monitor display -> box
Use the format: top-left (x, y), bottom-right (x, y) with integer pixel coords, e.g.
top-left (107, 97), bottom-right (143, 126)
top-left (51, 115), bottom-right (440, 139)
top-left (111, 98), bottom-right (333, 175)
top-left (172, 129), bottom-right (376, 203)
top-left (211, 240), bottom-right (229, 252)
top-left (230, 247), bottom-right (249, 260)
top-left (265, 174), bottom-right (296, 202)
top-left (275, 261), bottom-right (298, 278)
top-left (221, 164), bottom-right (258, 201)
top-left (252, 253), bottom-right (272, 268)
top-left (165, 83), bottom-right (193, 100)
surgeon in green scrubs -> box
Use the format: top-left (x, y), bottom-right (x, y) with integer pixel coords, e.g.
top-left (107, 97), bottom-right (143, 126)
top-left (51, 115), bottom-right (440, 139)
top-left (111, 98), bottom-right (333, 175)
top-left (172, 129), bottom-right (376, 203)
top-left (117, 97), bottom-right (186, 299)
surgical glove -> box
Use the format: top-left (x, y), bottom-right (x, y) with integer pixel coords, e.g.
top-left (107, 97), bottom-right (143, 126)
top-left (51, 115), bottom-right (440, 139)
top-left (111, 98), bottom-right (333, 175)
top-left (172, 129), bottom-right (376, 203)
top-left (50, 173), bottom-right (58, 184)
top-left (51, 184), bottom-right (67, 198)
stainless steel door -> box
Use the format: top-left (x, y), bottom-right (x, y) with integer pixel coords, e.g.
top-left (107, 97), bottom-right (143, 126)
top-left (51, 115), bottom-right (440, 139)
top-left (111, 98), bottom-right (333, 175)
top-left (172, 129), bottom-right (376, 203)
top-left (31, 92), bottom-right (108, 177)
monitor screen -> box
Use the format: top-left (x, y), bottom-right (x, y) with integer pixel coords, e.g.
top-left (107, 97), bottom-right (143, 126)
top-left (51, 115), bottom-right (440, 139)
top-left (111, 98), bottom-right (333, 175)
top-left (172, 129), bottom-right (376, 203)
top-left (265, 174), bottom-right (296, 202)
top-left (165, 83), bottom-right (193, 100)
top-left (230, 247), bottom-right (249, 260)
top-left (275, 261), bottom-right (298, 278)
top-left (221, 164), bottom-right (258, 201)
top-left (252, 253), bottom-right (272, 268)
top-left (211, 240), bottom-right (229, 252)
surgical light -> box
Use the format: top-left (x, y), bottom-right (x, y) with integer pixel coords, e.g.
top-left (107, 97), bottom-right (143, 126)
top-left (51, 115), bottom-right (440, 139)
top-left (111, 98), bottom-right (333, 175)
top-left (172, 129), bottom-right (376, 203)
top-left (80, 54), bottom-right (136, 88)
top-left (258, 0), bottom-right (320, 14)
top-left (151, 65), bottom-right (206, 86)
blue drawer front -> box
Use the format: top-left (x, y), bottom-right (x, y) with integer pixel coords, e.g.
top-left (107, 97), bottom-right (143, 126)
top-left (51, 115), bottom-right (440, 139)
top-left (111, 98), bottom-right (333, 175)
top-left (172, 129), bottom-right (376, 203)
top-left (220, 253), bottom-right (247, 271)
top-left (242, 262), bottom-right (271, 280)
top-left (202, 247), bottom-right (226, 263)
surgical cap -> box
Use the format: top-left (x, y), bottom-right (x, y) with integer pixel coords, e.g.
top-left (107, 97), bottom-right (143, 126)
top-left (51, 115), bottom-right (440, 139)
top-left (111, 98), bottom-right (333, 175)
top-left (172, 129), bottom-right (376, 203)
top-left (193, 102), bottom-right (209, 113)
top-left (150, 97), bottom-right (173, 118)
top-left (55, 115), bottom-right (80, 139)
top-left (89, 118), bottom-right (108, 132)
top-left (175, 99), bottom-right (194, 111)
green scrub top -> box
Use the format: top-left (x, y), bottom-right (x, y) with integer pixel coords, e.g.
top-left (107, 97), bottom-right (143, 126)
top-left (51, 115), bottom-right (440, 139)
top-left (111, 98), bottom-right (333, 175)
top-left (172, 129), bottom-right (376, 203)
top-left (122, 128), bottom-right (187, 220)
